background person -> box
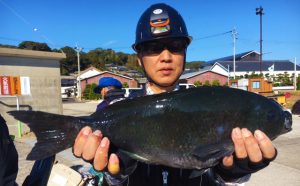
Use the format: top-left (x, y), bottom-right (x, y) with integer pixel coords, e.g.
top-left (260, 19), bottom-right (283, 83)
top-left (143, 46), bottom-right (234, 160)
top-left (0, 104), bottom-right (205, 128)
top-left (73, 3), bottom-right (277, 186)
top-left (93, 77), bottom-right (125, 111)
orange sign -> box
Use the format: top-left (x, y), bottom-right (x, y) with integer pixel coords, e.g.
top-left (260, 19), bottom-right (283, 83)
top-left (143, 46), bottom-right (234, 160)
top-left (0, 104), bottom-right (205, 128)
top-left (10, 76), bottom-right (21, 95)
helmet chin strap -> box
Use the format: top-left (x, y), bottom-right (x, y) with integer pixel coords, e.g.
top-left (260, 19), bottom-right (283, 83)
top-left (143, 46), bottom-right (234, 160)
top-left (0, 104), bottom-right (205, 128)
top-left (140, 50), bottom-right (186, 88)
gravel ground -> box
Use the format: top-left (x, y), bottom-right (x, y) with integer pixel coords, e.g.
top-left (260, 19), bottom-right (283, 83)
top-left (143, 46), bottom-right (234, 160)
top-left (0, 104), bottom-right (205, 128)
top-left (14, 140), bottom-right (35, 185)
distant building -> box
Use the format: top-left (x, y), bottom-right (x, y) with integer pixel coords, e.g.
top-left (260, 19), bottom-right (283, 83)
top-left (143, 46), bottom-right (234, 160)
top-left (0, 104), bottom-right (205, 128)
top-left (208, 50), bottom-right (300, 77)
top-left (179, 69), bottom-right (228, 85)
top-left (78, 67), bottom-right (139, 95)
top-left (0, 47), bottom-right (65, 135)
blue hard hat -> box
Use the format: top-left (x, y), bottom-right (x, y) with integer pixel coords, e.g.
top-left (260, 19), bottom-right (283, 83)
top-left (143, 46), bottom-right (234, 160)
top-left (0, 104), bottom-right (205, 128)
top-left (94, 77), bottom-right (122, 93)
top-left (132, 3), bottom-right (192, 52)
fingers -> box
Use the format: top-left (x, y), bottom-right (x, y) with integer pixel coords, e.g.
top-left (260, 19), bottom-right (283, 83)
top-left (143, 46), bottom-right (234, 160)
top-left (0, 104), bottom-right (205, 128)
top-left (232, 128), bottom-right (247, 159)
top-left (254, 130), bottom-right (276, 159)
top-left (108, 153), bottom-right (120, 175)
top-left (231, 128), bottom-right (276, 164)
top-left (93, 137), bottom-right (110, 171)
top-left (73, 128), bottom-right (120, 175)
top-left (241, 128), bottom-right (262, 163)
top-left (82, 130), bottom-right (102, 161)
top-left (222, 155), bottom-right (234, 167)
top-left (73, 126), bottom-right (92, 157)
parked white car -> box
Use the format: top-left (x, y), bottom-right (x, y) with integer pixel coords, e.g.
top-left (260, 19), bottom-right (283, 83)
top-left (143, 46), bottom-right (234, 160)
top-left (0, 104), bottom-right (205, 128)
top-left (123, 87), bottom-right (143, 97)
top-left (179, 83), bottom-right (196, 90)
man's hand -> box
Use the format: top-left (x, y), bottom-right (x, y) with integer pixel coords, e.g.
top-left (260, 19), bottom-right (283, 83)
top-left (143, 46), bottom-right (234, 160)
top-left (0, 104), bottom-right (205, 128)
top-left (222, 128), bottom-right (276, 167)
top-left (73, 126), bottom-right (120, 175)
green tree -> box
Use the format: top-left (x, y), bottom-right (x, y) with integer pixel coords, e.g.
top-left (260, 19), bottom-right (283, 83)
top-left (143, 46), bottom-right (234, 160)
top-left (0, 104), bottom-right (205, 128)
top-left (211, 80), bottom-right (220, 86)
top-left (194, 81), bottom-right (202, 87)
top-left (0, 44), bottom-right (18, 49)
top-left (59, 46), bottom-right (78, 75)
top-left (204, 80), bottom-right (211, 86)
top-left (83, 84), bottom-right (101, 100)
top-left (18, 41), bottom-right (51, 51)
top-left (122, 82), bottom-right (129, 88)
top-left (297, 76), bottom-right (300, 90)
top-left (282, 72), bottom-right (292, 85)
top-left (186, 61), bottom-right (205, 70)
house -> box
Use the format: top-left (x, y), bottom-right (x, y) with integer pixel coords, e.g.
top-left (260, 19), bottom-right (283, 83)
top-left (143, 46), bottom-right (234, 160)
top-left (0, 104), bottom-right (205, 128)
top-left (77, 66), bottom-right (102, 80)
top-left (208, 50), bottom-right (300, 78)
top-left (179, 69), bottom-right (228, 85)
top-left (79, 70), bottom-right (139, 94)
top-left (230, 78), bottom-right (273, 96)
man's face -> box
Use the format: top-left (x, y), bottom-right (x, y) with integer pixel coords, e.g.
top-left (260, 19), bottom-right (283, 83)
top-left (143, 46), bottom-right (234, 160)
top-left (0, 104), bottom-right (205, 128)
top-left (137, 38), bottom-right (186, 87)
top-left (100, 87), bottom-right (108, 98)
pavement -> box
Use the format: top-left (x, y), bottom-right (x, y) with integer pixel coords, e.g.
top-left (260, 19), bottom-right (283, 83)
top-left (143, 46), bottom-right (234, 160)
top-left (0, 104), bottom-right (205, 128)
top-left (14, 100), bottom-right (300, 186)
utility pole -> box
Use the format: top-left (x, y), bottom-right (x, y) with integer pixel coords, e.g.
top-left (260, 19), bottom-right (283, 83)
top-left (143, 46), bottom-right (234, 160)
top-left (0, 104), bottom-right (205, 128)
top-left (232, 27), bottom-right (238, 79)
top-left (256, 6), bottom-right (264, 74)
top-left (294, 57), bottom-right (297, 91)
top-left (74, 45), bottom-right (83, 101)
top-left (227, 64), bottom-right (230, 85)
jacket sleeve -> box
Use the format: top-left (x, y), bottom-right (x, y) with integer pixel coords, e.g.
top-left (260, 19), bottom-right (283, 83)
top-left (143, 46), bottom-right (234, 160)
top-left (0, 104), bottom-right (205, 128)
top-left (211, 151), bottom-right (277, 185)
top-left (103, 150), bottom-right (138, 185)
top-left (0, 116), bottom-right (18, 186)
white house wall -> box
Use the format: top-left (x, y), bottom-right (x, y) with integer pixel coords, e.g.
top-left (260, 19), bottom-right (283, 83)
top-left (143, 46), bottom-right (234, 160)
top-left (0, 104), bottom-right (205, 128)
top-left (78, 69), bottom-right (101, 80)
top-left (211, 65), bottom-right (229, 76)
top-left (229, 70), bottom-right (300, 77)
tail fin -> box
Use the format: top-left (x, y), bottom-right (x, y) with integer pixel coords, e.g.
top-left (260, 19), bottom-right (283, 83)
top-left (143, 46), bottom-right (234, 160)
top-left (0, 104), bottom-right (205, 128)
top-left (8, 111), bottom-right (85, 160)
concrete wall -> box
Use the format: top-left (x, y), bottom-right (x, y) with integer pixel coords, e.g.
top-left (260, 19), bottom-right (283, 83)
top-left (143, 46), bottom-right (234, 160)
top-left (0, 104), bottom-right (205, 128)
top-left (0, 48), bottom-right (65, 135)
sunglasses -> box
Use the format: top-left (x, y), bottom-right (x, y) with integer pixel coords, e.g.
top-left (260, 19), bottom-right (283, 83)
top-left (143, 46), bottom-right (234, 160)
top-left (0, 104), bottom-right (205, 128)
top-left (139, 39), bottom-right (187, 55)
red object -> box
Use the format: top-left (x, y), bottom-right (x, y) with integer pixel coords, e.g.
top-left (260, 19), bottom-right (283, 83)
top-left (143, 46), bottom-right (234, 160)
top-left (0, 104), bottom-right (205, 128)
top-left (285, 92), bottom-right (291, 98)
top-left (0, 76), bottom-right (12, 95)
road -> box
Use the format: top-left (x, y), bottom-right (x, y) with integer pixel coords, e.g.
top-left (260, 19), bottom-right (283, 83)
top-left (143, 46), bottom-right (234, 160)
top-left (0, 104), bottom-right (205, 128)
top-left (14, 101), bottom-right (300, 185)
top-left (246, 114), bottom-right (300, 186)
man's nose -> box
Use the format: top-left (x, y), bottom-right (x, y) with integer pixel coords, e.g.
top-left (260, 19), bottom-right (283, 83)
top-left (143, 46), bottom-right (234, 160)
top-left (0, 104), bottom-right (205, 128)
top-left (159, 49), bottom-right (172, 63)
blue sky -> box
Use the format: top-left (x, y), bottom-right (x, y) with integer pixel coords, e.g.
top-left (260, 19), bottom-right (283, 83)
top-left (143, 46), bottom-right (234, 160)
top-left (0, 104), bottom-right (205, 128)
top-left (1, 0), bottom-right (299, 63)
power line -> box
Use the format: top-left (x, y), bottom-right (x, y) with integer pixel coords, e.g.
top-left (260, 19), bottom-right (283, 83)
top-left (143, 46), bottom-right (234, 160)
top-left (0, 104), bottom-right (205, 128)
top-left (0, 0), bottom-right (55, 46)
top-left (193, 31), bottom-right (232, 41)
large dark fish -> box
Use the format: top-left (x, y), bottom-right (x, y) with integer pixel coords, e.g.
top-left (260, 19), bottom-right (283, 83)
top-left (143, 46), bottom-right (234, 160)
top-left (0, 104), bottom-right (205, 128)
top-left (8, 86), bottom-right (292, 170)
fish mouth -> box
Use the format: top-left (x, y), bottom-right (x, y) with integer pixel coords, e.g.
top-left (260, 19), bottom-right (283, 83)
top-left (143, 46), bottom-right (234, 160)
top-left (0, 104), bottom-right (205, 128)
top-left (282, 110), bottom-right (293, 134)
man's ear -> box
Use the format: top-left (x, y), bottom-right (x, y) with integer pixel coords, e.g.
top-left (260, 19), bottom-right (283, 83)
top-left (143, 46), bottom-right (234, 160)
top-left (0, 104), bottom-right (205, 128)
top-left (137, 54), bottom-right (142, 67)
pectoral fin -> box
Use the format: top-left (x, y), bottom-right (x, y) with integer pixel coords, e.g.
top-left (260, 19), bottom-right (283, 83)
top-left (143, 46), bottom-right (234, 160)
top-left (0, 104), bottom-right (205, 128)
top-left (192, 141), bottom-right (234, 162)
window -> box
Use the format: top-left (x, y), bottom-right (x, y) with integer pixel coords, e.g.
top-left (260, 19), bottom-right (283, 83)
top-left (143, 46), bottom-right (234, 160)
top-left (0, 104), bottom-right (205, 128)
top-left (252, 81), bottom-right (260, 89)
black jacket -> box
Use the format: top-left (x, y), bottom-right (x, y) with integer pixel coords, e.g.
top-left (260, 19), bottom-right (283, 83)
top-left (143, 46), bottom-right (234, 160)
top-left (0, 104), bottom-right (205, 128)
top-left (0, 115), bottom-right (18, 186)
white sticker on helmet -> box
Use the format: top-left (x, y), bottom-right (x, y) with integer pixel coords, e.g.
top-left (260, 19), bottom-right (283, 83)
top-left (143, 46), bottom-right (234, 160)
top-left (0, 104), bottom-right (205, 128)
top-left (153, 9), bottom-right (163, 14)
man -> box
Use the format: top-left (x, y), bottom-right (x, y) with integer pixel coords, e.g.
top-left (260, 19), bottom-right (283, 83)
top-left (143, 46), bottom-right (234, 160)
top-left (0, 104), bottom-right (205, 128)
top-left (0, 115), bottom-right (18, 186)
top-left (93, 77), bottom-right (124, 111)
top-left (73, 3), bottom-right (276, 185)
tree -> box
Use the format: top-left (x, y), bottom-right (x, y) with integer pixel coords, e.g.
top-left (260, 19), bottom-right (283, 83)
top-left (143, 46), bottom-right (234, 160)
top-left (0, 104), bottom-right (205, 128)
top-left (297, 76), bottom-right (300, 90)
top-left (59, 46), bottom-right (78, 75)
top-left (122, 82), bottom-right (129, 88)
top-left (18, 41), bottom-right (51, 51)
top-left (204, 80), bottom-right (211, 86)
top-left (211, 80), bottom-right (220, 86)
top-left (194, 81), bottom-right (202, 87)
top-left (83, 84), bottom-right (101, 100)
top-left (0, 44), bottom-right (18, 49)
top-left (186, 61), bottom-right (205, 70)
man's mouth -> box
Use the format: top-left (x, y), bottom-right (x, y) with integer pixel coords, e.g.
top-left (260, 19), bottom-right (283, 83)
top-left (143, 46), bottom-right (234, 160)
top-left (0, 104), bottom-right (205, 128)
top-left (159, 68), bottom-right (173, 75)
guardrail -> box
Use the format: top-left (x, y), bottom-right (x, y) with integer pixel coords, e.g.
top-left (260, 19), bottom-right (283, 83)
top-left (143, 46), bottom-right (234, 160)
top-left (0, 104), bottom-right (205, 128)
top-left (0, 95), bottom-right (23, 138)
